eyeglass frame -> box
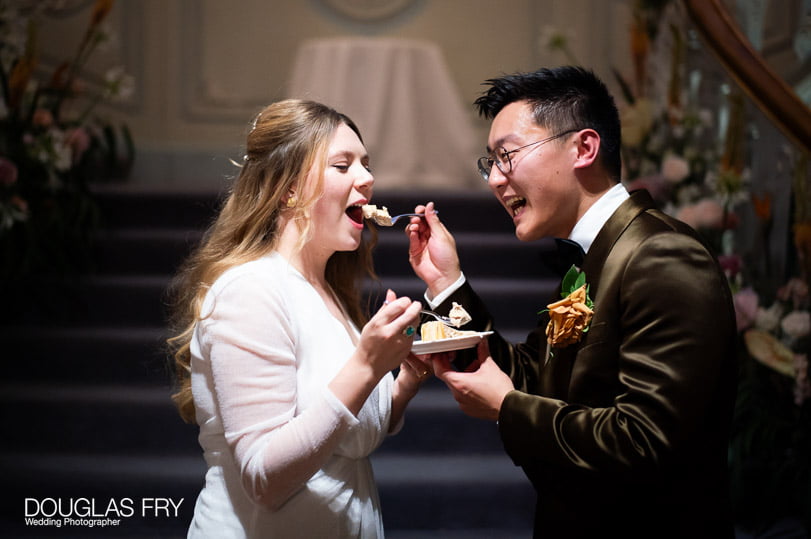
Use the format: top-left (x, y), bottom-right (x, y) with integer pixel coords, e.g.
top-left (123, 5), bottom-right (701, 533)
top-left (477, 129), bottom-right (580, 182)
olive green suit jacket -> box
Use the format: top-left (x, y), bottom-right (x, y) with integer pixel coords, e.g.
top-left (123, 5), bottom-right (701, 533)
top-left (440, 190), bottom-right (738, 538)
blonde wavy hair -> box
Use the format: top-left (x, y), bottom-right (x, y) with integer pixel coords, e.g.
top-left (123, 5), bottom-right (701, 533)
top-left (166, 99), bottom-right (378, 424)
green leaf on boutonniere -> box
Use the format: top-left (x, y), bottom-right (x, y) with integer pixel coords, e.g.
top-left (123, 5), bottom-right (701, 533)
top-left (561, 264), bottom-right (587, 299)
top-left (539, 265), bottom-right (595, 350)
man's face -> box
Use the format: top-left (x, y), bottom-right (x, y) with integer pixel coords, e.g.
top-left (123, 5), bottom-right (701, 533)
top-left (485, 100), bottom-right (579, 242)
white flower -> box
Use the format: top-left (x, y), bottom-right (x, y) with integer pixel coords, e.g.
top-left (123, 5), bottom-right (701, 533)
top-left (50, 130), bottom-right (73, 172)
top-left (755, 303), bottom-right (784, 333)
top-left (104, 67), bottom-right (135, 102)
top-left (781, 310), bottom-right (811, 339)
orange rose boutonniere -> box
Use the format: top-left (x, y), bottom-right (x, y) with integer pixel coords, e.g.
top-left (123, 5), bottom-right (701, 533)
top-left (542, 266), bottom-right (594, 360)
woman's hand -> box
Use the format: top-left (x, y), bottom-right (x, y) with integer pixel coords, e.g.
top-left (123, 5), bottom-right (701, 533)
top-left (406, 202), bottom-right (462, 298)
top-left (356, 289), bottom-right (422, 378)
top-left (331, 289), bottom-right (421, 417)
top-left (395, 353), bottom-right (434, 396)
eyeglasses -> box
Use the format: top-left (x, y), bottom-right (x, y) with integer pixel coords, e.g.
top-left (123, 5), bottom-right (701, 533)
top-left (477, 129), bottom-right (579, 181)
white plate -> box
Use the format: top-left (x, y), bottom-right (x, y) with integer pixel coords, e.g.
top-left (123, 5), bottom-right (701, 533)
top-left (411, 332), bottom-right (493, 354)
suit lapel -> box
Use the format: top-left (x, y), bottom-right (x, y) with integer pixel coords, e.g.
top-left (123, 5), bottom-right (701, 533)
top-left (580, 190), bottom-right (654, 297)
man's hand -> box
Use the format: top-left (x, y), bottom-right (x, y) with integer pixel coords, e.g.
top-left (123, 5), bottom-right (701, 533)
top-left (406, 201), bottom-right (462, 297)
top-left (431, 339), bottom-right (513, 422)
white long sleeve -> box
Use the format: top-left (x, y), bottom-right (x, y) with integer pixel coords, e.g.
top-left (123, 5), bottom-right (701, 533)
top-left (202, 268), bottom-right (359, 509)
top-left (188, 253), bottom-right (391, 538)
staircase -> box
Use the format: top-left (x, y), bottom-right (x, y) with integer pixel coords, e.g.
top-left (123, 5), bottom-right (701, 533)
top-left (0, 185), bottom-right (560, 538)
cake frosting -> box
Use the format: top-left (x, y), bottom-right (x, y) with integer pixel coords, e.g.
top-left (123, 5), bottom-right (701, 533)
top-left (361, 204), bottom-right (392, 226)
top-left (448, 302), bottom-right (472, 327)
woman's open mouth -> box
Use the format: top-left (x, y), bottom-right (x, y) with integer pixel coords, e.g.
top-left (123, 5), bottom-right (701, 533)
top-left (346, 204), bottom-right (364, 224)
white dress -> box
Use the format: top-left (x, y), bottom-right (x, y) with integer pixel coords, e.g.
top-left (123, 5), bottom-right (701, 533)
top-left (187, 252), bottom-right (394, 538)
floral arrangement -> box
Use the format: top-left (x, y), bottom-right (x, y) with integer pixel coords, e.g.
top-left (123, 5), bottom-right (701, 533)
top-left (731, 274), bottom-right (811, 531)
top-left (544, 0), bottom-right (811, 532)
top-left (0, 0), bottom-right (134, 286)
top-left (543, 265), bottom-right (594, 351)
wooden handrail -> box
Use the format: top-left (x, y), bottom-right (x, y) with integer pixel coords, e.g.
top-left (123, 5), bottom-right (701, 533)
top-left (683, 0), bottom-right (811, 152)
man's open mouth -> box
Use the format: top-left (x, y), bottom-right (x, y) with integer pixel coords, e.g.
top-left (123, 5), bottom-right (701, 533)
top-left (507, 197), bottom-right (527, 216)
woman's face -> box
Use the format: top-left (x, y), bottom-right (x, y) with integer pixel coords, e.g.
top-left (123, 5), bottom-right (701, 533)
top-left (309, 122), bottom-right (374, 255)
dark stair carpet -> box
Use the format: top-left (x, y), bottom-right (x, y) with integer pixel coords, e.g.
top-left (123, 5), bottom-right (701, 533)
top-left (1, 185), bottom-right (561, 538)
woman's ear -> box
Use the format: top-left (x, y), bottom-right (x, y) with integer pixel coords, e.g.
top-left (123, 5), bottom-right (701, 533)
top-left (572, 129), bottom-right (600, 170)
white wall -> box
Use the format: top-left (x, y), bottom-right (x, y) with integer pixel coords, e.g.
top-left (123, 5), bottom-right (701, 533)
top-left (38, 0), bottom-right (634, 190)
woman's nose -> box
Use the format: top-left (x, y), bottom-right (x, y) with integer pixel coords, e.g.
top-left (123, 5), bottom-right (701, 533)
top-left (355, 165), bottom-right (374, 188)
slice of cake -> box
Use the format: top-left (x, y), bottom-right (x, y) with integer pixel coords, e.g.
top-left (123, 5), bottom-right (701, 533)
top-left (420, 321), bottom-right (477, 341)
top-left (361, 204), bottom-right (392, 226)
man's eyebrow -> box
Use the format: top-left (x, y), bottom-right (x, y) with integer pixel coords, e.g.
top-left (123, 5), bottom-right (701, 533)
top-left (486, 134), bottom-right (517, 154)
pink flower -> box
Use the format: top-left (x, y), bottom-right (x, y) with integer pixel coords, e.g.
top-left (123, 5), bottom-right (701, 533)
top-left (676, 204), bottom-right (698, 228)
top-left (661, 155), bottom-right (690, 184)
top-left (0, 158), bottom-right (18, 186)
top-left (777, 278), bottom-right (809, 306)
top-left (733, 288), bottom-right (759, 332)
top-left (692, 199), bottom-right (725, 229)
top-left (677, 198), bottom-right (737, 230)
top-left (625, 174), bottom-right (671, 203)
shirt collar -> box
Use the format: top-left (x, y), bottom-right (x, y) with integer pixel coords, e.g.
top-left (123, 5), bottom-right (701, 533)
top-left (569, 183), bottom-right (629, 253)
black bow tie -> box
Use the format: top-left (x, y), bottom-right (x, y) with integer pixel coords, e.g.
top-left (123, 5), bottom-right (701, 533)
top-left (548, 238), bottom-right (585, 278)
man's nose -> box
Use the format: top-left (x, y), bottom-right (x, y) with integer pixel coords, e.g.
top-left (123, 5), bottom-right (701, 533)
top-left (487, 164), bottom-right (508, 188)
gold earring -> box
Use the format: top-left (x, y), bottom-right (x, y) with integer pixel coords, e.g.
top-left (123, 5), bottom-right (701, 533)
top-left (286, 196), bottom-right (297, 208)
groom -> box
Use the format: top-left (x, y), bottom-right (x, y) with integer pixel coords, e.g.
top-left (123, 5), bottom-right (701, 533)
top-left (407, 66), bottom-right (737, 538)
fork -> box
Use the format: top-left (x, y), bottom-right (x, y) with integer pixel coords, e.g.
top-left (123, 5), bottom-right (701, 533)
top-left (389, 213), bottom-right (423, 225)
top-left (421, 309), bottom-right (454, 326)
top-left (384, 211), bottom-right (439, 226)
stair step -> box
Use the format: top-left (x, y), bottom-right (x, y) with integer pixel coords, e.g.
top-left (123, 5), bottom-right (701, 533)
top-left (2, 326), bottom-right (171, 385)
top-left (0, 384), bottom-right (198, 455)
top-left (372, 454), bottom-right (535, 532)
top-left (93, 228), bottom-right (557, 279)
top-left (0, 383), bottom-right (508, 456)
top-left (2, 324), bottom-right (535, 386)
top-left (93, 228), bottom-right (203, 275)
top-left (92, 186), bottom-right (223, 231)
top-left (6, 274), bottom-right (553, 330)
